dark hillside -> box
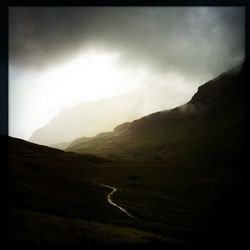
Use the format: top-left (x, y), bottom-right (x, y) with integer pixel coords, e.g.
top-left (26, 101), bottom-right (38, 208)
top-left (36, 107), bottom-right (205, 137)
top-left (67, 63), bottom-right (245, 166)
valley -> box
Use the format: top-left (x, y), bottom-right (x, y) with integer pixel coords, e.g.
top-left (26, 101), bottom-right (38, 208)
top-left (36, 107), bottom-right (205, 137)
top-left (8, 63), bottom-right (245, 245)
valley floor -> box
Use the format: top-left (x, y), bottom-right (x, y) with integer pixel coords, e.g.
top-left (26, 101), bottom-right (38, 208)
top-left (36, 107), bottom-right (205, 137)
top-left (8, 145), bottom-right (245, 245)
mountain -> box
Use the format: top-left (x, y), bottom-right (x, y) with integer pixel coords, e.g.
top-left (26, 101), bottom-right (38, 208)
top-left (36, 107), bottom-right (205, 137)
top-left (29, 85), bottom-right (188, 147)
top-left (49, 142), bottom-right (71, 150)
top-left (67, 62), bottom-right (245, 165)
top-left (8, 63), bottom-right (245, 245)
top-left (28, 92), bottom-right (140, 146)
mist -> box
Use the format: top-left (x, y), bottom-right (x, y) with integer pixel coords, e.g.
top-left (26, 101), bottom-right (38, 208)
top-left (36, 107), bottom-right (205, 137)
top-left (9, 7), bottom-right (245, 143)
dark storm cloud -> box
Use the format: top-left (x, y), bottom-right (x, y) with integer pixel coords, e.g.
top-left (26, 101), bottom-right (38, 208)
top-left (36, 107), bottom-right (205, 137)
top-left (9, 7), bottom-right (245, 80)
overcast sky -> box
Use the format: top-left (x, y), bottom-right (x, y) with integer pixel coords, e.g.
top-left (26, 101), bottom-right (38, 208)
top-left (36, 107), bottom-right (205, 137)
top-left (9, 7), bottom-right (245, 140)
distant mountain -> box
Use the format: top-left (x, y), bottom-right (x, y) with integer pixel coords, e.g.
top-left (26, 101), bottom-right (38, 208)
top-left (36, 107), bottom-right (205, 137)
top-left (49, 142), bottom-right (71, 150)
top-left (67, 62), bottom-right (245, 165)
top-left (28, 92), bottom-right (140, 146)
top-left (29, 83), bottom-right (188, 148)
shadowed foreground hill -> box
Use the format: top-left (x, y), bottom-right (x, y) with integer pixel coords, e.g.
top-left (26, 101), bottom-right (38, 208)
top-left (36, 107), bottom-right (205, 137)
top-left (8, 135), bottom-right (245, 246)
top-left (9, 136), bottom-right (183, 244)
top-left (67, 63), bottom-right (245, 166)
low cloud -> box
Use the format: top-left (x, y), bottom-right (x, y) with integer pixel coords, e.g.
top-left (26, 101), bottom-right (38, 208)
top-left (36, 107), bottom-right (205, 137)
top-left (9, 7), bottom-right (245, 81)
top-left (9, 7), bottom-right (245, 141)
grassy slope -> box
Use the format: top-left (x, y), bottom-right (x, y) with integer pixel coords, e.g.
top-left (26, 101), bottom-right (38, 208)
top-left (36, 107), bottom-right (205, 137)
top-left (9, 136), bottom-right (245, 245)
top-left (9, 137), bottom-right (185, 244)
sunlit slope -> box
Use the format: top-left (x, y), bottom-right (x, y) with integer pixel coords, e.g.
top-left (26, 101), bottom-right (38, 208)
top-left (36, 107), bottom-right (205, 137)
top-left (67, 63), bottom-right (245, 165)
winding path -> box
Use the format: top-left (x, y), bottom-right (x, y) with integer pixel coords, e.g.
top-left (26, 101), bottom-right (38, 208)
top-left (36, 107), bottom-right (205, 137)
top-left (92, 181), bottom-right (136, 219)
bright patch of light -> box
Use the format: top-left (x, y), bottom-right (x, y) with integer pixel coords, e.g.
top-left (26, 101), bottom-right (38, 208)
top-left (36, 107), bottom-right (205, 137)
top-left (33, 50), bottom-right (146, 108)
top-left (9, 49), bottom-right (148, 139)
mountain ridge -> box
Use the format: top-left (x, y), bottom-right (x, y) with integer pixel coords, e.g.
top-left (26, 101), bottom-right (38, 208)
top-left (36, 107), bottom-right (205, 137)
top-left (66, 62), bottom-right (245, 164)
top-left (29, 85), bottom-right (189, 147)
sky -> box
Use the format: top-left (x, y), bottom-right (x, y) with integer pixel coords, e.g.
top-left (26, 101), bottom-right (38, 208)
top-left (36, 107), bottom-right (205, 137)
top-left (9, 7), bottom-right (245, 141)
